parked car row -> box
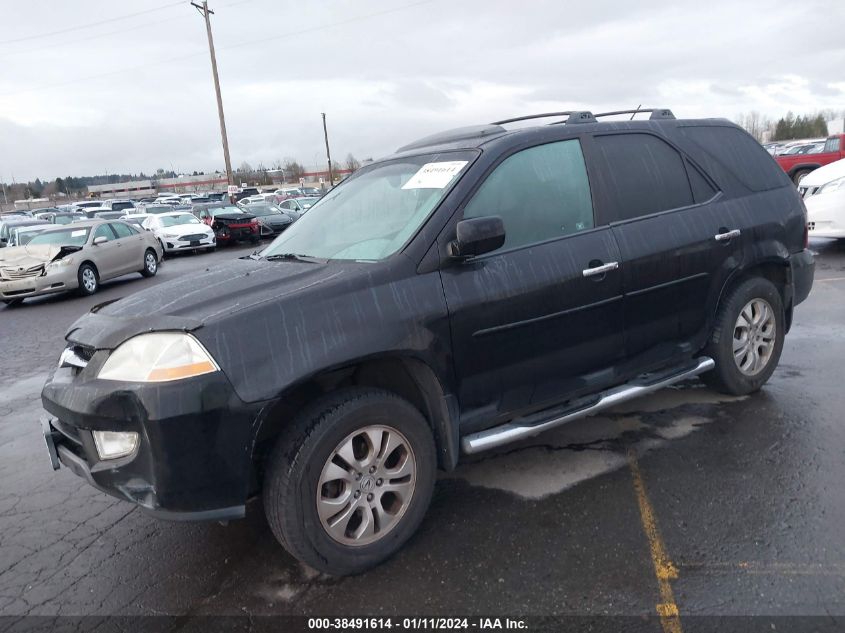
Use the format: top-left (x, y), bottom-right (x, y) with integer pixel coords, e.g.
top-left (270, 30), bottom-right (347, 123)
top-left (0, 219), bottom-right (162, 306)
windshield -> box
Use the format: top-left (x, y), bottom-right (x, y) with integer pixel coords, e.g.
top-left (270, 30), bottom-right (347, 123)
top-left (262, 151), bottom-right (476, 261)
top-left (298, 197), bottom-right (319, 208)
top-left (147, 205), bottom-right (175, 214)
top-left (28, 227), bottom-right (91, 247)
top-left (160, 214), bottom-right (200, 227)
top-left (54, 215), bottom-right (75, 225)
top-left (212, 206), bottom-right (245, 215)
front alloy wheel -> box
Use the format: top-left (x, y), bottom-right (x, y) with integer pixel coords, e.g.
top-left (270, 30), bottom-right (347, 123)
top-left (317, 425), bottom-right (416, 546)
top-left (262, 388), bottom-right (436, 575)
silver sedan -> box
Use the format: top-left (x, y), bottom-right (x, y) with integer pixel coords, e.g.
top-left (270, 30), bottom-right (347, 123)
top-left (0, 219), bottom-right (163, 306)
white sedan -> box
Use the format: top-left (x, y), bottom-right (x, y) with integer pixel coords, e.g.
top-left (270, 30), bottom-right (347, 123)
top-left (802, 159), bottom-right (845, 239)
top-left (142, 212), bottom-right (216, 253)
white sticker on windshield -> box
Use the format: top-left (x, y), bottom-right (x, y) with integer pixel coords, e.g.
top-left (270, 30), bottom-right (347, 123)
top-left (71, 230), bottom-right (86, 237)
top-left (402, 161), bottom-right (468, 190)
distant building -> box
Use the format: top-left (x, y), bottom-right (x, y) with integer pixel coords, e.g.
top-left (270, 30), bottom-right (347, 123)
top-left (157, 173), bottom-right (228, 193)
top-left (87, 180), bottom-right (156, 199)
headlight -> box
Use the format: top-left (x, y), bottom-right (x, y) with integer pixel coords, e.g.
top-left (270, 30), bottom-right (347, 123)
top-left (819, 176), bottom-right (845, 194)
top-left (98, 332), bottom-right (219, 382)
top-left (45, 256), bottom-right (74, 273)
top-left (93, 431), bottom-right (138, 460)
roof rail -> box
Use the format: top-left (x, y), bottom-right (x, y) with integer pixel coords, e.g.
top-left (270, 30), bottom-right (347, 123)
top-left (593, 108), bottom-right (676, 120)
top-left (493, 111), bottom-right (601, 126)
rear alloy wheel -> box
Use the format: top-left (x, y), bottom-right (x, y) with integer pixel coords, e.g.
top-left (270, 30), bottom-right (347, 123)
top-left (141, 249), bottom-right (158, 277)
top-left (263, 388), bottom-right (436, 575)
top-left (77, 263), bottom-right (99, 296)
top-left (703, 277), bottom-right (784, 395)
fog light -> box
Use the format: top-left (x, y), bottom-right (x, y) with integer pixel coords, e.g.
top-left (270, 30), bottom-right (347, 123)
top-left (92, 431), bottom-right (139, 460)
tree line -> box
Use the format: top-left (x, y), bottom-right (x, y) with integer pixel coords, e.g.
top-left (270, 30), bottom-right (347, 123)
top-left (1, 154), bottom-right (369, 202)
top-left (736, 109), bottom-right (844, 143)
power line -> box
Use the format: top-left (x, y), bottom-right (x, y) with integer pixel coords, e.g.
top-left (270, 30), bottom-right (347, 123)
top-left (0, 0), bottom-right (435, 98)
top-left (0, 0), bottom-right (252, 58)
top-left (0, 0), bottom-right (186, 45)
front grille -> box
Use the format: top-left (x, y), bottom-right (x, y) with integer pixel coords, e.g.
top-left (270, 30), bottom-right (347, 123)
top-left (59, 344), bottom-right (95, 370)
top-left (802, 186), bottom-right (820, 198)
top-left (179, 234), bottom-right (207, 241)
top-left (0, 264), bottom-right (44, 280)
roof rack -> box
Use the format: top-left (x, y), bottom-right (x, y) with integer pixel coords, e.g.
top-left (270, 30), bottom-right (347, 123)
top-left (492, 112), bottom-right (575, 125)
top-left (593, 108), bottom-right (675, 120)
top-left (494, 108), bottom-right (676, 127)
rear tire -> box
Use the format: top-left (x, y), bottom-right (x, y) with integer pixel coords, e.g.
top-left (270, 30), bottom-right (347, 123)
top-left (77, 263), bottom-right (99, 296)
top-left (703, 277), bottom-right (784, 395)
top-left (792, 169), bottom-right (812, 185)
top-left (141, 248), bottom-right (158, 277)
top-left (262, 388), bottom-right (437, 576)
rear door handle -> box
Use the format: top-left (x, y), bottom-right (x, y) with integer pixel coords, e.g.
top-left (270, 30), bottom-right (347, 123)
top-left (715, 229), bottom-right (741, 242)
top-left (582, 262), bottom-right (619, 277)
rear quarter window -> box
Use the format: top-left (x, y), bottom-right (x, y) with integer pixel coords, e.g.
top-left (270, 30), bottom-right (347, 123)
top-left (678, 125), bottom-right (788, 192)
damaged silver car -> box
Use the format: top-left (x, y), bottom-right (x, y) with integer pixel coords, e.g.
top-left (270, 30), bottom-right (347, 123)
top-left (0, 220), bottom-right (163, 306)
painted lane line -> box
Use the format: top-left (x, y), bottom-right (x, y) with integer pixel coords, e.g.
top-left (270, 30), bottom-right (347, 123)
top-left (816, 276), bottom-right (845, 282)
top-left (627, 447), bottom-right (682, 633)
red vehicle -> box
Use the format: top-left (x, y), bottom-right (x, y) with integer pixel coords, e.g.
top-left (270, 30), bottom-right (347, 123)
top-left (776, 134), bottom-right (845, 184)
top-left (195, 205), bottom-right (259, 245)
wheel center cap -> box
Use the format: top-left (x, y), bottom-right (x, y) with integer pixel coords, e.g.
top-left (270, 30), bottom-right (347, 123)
top-left (360, 475), bottom-right (376, 492)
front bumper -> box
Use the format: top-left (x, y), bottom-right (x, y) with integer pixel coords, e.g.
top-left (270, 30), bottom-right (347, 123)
top-left (41, 361), bottom-right (268, 520)
top-left (163, 235), bottom-right (216, 252)
top-left (0, 268), bottom-right (77, 300)
top-left (789, 248), bottom-right (814, 307)
top-left (214, 224), bottom-right (258, 242)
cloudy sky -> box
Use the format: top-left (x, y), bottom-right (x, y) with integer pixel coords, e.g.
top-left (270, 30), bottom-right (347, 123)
top-left (1, 0), bottom-right (844, 182)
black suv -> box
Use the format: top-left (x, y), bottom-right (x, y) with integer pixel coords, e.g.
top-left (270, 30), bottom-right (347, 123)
top-left (41, 109), bottom-right (814, 575)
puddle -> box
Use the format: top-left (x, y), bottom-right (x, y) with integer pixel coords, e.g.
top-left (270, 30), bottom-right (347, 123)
top-left (447, 384), bottom-right (741, 500)
top-left (0, 373), bottom-right (47, 407)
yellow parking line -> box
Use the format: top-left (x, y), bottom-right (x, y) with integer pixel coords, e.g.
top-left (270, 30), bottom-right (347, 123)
top-left (627, 447), bottom-right (683, 633)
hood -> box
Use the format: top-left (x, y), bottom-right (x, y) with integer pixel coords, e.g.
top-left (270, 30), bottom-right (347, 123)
top-left (83, 259), bottom-right (348, 329)
top-left (801, 158), bottom-right (845, 187)
top-left (160, 223), bottom-right (214, 236)
top-left (213, 212), bottom-right (254, 223)
top-left (0, 244), bottom-right (63, 267)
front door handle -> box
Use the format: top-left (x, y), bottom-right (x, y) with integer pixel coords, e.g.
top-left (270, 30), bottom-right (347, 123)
top-left (582, 261), bottom-right (619, 278)
top-left (715, 229), bottom-right (741, 242)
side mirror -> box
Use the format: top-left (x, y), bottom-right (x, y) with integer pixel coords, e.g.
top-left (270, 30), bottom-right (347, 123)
top-left (449, 216), bottom-right (506, 259)
top-left (93, 236), bottom-right (108, 245)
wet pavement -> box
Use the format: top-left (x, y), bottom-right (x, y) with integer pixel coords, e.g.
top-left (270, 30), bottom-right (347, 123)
top-left (1, 239), bottom-right (844, 625)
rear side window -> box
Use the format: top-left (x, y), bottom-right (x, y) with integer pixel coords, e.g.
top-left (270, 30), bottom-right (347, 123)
top-left (824, 137), bottom-right (841, 154)
top-left (686, 160), bottom-right (718, 203)
top-left (463, 139), bottom-right (594, 252)
top-left (593, 133), bottom-right (693, 221)
top-left (679, 125), bottom-right (786, 191)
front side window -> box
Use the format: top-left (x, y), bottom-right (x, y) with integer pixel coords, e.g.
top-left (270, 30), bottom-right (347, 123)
top-left (463, 140), bottom-right (594, 253)
top-left (262, 150), bottom-right (477, 261)
top-left (93, 224), bottom-right (114, 242)
top-left (593, 133), bottom-right (693, 222)
top-left (110, 222), bottom-right (134, 239)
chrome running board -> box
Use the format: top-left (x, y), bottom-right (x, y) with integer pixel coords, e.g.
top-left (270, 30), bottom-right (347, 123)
top-left (461, 356), bottom-right (715, 454)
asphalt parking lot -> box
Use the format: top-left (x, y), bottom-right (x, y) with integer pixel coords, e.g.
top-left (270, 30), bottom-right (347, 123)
top-left (1, 240), bottom-right (844, 628)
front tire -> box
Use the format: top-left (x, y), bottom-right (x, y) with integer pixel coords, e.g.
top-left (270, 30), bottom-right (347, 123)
top-left (262, 388), bottom-right (437, 576)
top-left (703, 277), bottom-right (784, 395)
top-left (141, 249), bottom-right (158, 277)
top-left (77, 263), bottom-right (99, 296)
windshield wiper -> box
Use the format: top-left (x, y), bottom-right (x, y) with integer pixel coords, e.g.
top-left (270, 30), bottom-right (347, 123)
top-left (263, 253), bottom-right (325, 263)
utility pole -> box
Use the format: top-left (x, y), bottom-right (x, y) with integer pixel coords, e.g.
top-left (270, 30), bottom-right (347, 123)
top-left (192, 0), bottom-right (234, 193)
top-left (322, 112), bottom-right (334, 187)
